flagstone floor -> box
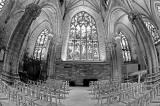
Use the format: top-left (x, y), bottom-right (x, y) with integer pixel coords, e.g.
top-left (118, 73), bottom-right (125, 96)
top-left (59, 87), bottom-right (101, 106)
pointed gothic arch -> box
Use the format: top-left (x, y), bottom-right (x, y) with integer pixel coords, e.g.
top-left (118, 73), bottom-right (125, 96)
top-left (119, 32), bottom-right (132, 62)
top-left (33, 29), bottom-right (53, 60)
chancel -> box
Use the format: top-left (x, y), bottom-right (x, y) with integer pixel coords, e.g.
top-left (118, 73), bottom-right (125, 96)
top-left (0, 0), bottom-right (160, 106)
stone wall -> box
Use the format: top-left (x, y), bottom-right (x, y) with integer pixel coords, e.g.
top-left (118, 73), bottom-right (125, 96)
top-left (55, 62), bottom-right (111, 85)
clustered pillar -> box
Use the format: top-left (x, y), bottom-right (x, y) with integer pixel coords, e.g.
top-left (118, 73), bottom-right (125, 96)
top-left (107, 41), bottom-right (122, 82)
top-left (2, 3), bottom-right (41, 84)
top-left (128, 12), bottom-right (159, 73)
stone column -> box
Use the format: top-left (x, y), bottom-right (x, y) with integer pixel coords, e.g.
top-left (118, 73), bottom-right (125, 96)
top-left (128, 12), bottom-right (159, 73)
top-left (3, 3), bottom-right (41, 84)
top-left (107, 41), bottom-right (122, 82)
top-left (46, 36), bottom-right (56, 79)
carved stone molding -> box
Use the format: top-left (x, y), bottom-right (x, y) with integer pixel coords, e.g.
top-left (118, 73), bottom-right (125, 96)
top-left (25, 3), bottom-right (41, 19)
top-left (128, 12), bottom-right (141, 24)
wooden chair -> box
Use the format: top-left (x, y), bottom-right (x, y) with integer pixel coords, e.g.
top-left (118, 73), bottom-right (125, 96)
top-left (17, 93), bottom-right (34, 106)
top-left (33, 91), bottom-right (57, 106)
top-left (0, 81), bottom-right (17, 106)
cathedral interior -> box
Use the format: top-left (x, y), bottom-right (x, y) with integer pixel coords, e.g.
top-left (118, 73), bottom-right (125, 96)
top-left (1, 0), bottom-right (160, 106)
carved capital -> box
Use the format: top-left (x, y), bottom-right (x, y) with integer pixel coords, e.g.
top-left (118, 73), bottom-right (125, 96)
top-left (106, 42), bottom-right (116, 51)
top-left (25, 3), bottom-right (41, 19)
top-left (128, 12), bottom-right (141, 24)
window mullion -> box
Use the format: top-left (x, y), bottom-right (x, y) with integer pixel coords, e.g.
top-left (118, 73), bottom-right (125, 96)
top-left (40, 33), bottom-right (47, 60)
top-left (73, 25), bottom-right (76, 61)
top-left (85, 26), bottom-right (87, 61)
top-left (97, 32), bottom-right (100, 61)
top-left (80, 26), bottom-right (82, 61)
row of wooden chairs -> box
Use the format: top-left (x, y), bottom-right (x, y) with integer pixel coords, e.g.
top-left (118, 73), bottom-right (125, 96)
top-left (0, 79), bottom-right (70, 106)
top-left (89, 80), bottom-right (146, 106)
top-left (98, 82), bottom-right (143, 105)
top-left (89, 79), bottom-right (121, 99)
top-left (14, 79), bottom-right (70, 103)
top-left (0, 79), bottom-right (31, 106)
top-left (89, 79), bottom-right (160, 106)
top-left (115, 82), bottom-right (160, 106)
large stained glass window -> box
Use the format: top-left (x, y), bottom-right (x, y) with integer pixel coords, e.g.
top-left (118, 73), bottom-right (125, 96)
top-left (0, 0), bottom-right (6, 12)
top-left (33, 29), bottom-right (50, 60)
top-left (67, 11), bottom-right (100, 61)
top-left (119, 32), bottom-right (132, 62)
top-left (143, 21), bottom-right (160, 44)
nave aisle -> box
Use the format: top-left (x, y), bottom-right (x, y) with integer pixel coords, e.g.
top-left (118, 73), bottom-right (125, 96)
top-left (60, 87), bottom-right (100, 106)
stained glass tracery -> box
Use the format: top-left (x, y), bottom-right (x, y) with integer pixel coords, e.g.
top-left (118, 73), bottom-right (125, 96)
top-left (33, 29), bottom-right (51, 60)
top-left (143, 21), bottom-right (160, 44)
top-left (0, 0), bottom-right (5, 12)
top-left (67, 11), bottom-right (100, 61)
top-left (119, 32), bottom-right (132, 62)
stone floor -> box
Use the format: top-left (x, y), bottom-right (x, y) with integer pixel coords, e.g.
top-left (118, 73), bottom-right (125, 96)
top-left (60, 87), bottom-right (100, 106)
